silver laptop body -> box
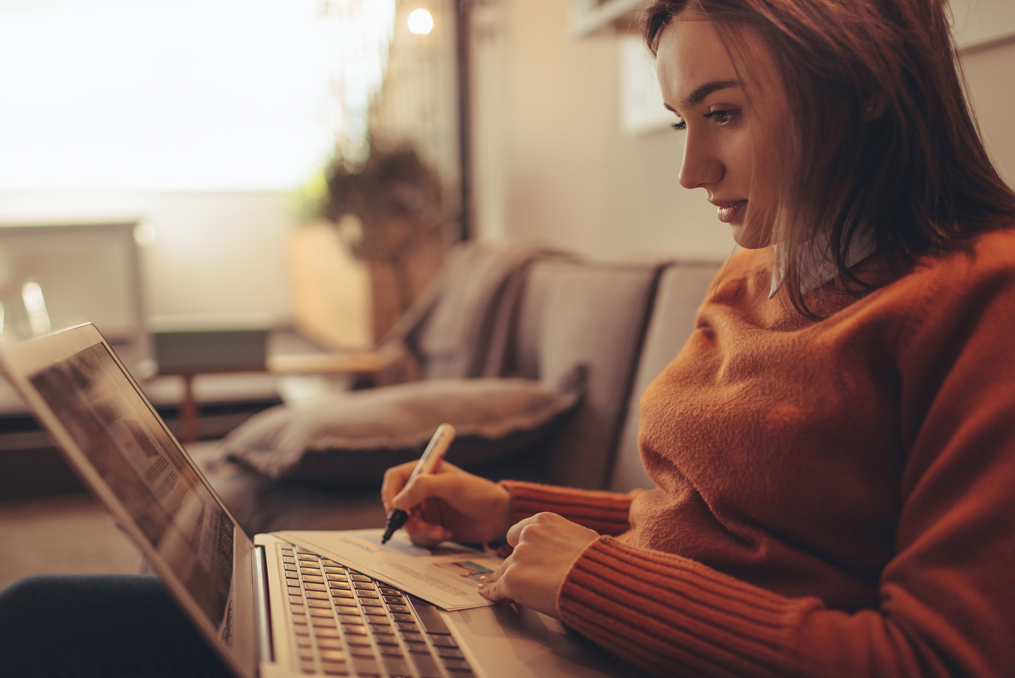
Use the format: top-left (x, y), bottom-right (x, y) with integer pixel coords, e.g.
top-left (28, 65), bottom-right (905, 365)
top-left (0, 324), bottom-right (623, 678)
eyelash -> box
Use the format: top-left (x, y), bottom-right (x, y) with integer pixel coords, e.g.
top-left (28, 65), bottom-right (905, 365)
top-left (670, 108), bottom-right (740, 132)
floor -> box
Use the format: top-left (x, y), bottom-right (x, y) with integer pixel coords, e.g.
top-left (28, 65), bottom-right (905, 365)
top-left (0, 493), bottom-right (142, 591)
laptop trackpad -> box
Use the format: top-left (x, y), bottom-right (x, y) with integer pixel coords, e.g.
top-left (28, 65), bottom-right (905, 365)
top-left (445, 604), bottom-right (624, 677)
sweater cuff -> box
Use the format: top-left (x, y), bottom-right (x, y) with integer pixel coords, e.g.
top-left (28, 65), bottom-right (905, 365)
top-left (499, 480), bottom-right (633, 536)
top-left (557, 536), bottom-right (818, 678)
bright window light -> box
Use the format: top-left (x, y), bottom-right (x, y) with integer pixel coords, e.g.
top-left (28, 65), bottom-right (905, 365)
top-left (0, 0), bottom-right (396, 191)
top-left (22, 281), bottom-right (51, 336)
top-left (407, 8), bottom-right (434, 35)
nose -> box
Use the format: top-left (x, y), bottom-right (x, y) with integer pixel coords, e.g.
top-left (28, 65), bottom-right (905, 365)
top-left (678, 130), bottom-right (723, 190)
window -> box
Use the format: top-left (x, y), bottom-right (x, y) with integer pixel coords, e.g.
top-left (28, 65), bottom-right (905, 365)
top-left (0, 0), bottom-right (396, 190)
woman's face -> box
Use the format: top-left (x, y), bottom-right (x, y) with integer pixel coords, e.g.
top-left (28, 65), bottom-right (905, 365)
top-left (655, 13), bottom-right (789, 249)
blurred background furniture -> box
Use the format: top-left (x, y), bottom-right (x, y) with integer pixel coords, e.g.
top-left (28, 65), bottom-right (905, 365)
top-left (189, 241), bottom-right (722, 536)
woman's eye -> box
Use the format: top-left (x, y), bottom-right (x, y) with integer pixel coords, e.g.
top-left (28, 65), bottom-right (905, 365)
top-left (670, 119), bottom-right (686, 132)
top-left (703, 108), bottom-right (740, 126)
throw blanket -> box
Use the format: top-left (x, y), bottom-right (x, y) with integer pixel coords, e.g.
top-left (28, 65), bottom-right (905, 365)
top-left (383, 241), bottom-right (572, 380)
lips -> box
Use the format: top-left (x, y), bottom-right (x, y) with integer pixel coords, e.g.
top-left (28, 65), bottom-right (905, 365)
top-left (712, 200), bottom-right (747, 223)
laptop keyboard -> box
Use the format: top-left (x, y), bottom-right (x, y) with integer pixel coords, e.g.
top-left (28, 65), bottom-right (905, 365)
top-left (280, 543), bottom-right (477, 678)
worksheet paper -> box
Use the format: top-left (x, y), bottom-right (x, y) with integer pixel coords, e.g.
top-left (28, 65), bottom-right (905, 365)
top-left (274, 529), bottom-right (504, 611)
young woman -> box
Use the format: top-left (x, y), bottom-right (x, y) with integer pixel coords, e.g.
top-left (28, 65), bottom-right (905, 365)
top-left (381, 0), bottom-right (1015, 676)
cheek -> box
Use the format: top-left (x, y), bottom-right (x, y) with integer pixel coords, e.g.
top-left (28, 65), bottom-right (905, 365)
top-left (723, 132), bottom-right (757, 187)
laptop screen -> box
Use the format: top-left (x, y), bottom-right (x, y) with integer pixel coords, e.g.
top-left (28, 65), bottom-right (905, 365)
top-left (27, 341), bottom-right (235, 630)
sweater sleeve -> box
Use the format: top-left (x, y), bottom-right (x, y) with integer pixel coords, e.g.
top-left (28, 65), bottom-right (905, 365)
top-left (557, 239), bottom-right (1015, 678)
top-left (499, 480), bottom-right (635, 536)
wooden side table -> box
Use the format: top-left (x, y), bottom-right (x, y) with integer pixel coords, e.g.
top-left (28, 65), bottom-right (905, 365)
top-left (153, 328), bottom-right (384, 443)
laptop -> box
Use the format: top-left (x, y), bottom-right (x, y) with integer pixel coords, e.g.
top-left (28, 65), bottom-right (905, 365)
top-left (0, 324), bottom-right (624, 678)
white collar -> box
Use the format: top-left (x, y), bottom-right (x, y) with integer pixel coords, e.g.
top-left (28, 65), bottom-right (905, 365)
top-left (769, 228), bottom-right (875, 299)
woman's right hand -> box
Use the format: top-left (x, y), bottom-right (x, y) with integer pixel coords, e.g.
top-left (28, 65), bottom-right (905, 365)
top-left (380, 461), bottom-right (513, 547)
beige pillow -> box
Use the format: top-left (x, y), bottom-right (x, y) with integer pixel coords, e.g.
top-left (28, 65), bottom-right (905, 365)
top-left (218, 372), bottom-right (583, 488)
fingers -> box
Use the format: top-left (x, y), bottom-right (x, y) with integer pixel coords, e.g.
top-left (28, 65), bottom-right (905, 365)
top-left (477, 513), bottom-right (600, 618)
top-left (406, 519), bottom-right (454, 547)
top-left (381, 461), bottom-right (419, 512)
top-left (477, 560), bottom-right (511, 603)
top-left (380, 461), bottom-right (513, 546)
top-left (505, 514), bottom-right (537, 547)
top-left (389, 465), bottom-right (465, 512)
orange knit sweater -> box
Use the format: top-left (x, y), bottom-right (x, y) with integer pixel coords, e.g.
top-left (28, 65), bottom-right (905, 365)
top-left (504, 229), bottom-right (1015, 677)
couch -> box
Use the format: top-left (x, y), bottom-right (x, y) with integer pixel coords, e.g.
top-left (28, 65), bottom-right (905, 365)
top-left (193, 242), bottom-right (722, 537)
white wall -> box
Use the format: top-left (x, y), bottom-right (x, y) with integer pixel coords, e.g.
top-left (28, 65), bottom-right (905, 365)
top-left (0, 190), bottom-right (296, 324)
top-left (470, 0), bottom-right (1015, 263)
top-left (2, 1), bottom-right (1011, 327)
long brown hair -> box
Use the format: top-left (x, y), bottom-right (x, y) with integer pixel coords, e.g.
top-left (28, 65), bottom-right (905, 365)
top-left (645, 0), bottom-right (1015, 316)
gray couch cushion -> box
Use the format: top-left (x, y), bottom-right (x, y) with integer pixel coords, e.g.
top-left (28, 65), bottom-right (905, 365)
top-left (608, 261), bottom-right (721, 492)
top-left (216, 372), bottom-right (584, 489)
top-left (508, 259), bottom-right (669, 489)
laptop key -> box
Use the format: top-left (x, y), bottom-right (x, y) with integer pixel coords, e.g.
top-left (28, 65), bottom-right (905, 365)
top-left (429, 635), bottom-right (459, 648)
top-left (311, 616), bottom-right (337, 627)
top-left (410, 652), bottom-right (442, 678)
top-left (442, 658), bottom-right (473, 671)
top-left (382, 654), bottom-right (413, 678)
top-left (407, 596), bottom-right (451, 635)
top-left (319, 649), bottom-right (347, 662)
top-left (436, 647), bottom-right (464, 659)
top-left (351, 656), bottom-right (381, 677)
top-left (321, 662), bottom-right (349, 676)
top-left (373, 633), bottom-right (398, 646)
top-left (342, 624), bottom-right (368, 636)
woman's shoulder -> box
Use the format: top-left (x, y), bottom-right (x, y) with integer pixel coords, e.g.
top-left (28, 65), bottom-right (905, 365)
top-left (879, 227), bottom-right (1015, 338)
top-left (911, 227), bottom-right (1015, 285)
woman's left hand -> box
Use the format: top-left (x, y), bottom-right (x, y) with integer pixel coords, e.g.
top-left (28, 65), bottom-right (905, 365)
top-left (477, 512), bottom-right (599, 618)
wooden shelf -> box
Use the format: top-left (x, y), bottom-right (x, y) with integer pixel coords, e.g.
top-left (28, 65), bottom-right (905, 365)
top-left (568, 0), bottom-right (648, 39)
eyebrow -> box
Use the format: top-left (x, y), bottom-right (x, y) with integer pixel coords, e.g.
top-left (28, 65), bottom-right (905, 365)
top-left (664, 80), bottom-right (740, 114)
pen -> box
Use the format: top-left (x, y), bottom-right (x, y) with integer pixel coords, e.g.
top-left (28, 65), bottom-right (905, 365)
top-left (381, 423), bottom-right (456, 544)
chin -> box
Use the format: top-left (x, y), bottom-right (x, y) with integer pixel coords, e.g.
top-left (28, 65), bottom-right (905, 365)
top-left (730, 225), bottom-right (769, 250)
